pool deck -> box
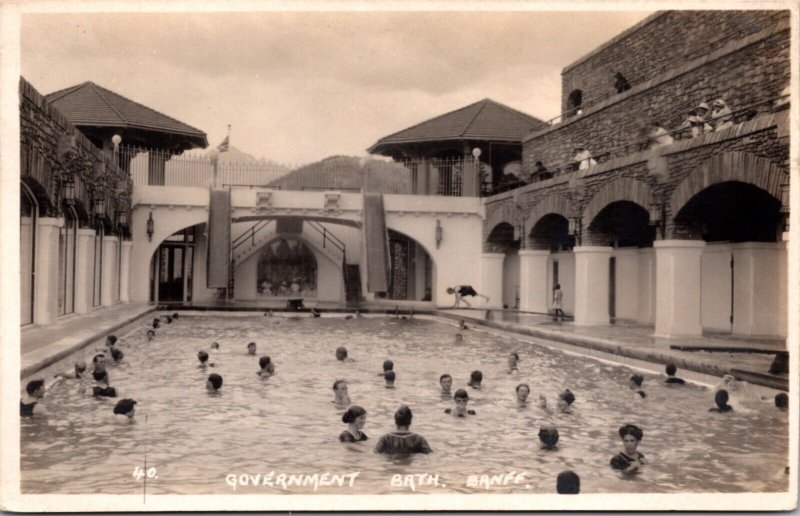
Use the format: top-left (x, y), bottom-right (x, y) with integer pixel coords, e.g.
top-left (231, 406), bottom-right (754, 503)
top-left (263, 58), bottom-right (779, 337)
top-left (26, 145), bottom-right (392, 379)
top-left (20, 301), bottom-right (788, 391)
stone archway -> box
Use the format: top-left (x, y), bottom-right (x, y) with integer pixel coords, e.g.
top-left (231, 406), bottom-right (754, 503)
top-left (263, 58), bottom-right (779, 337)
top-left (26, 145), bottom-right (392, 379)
top-left (583, 177), bottom-right (653, 227)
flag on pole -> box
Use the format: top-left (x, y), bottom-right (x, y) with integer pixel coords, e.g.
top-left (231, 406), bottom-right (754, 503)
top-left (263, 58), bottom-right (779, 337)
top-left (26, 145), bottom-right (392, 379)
top-left (217, 136), bottom-right (229, 153)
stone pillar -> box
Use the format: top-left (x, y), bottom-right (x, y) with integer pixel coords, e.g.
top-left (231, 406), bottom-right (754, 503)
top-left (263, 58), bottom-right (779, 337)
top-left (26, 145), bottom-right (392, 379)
top-left (519, 250), bottom-right (550, 313)
top-left (34, 218), bottom-right (61, 325)
top-left (101, 235), bottom-right (118, 307)
top-left (636, 248), bottom-right (656, 325)
top-left (654, 240), bottom-right (705, 337)
top-left (573, 246), bottom-right (613, 325)
top-left (74, 228), bottom-right (96, 314)
top-left (120, 240), bottom-right (133, 303)
top-left (731, 242), bottom-right (787, 337)
top-left (479, 253), bottom-right (505, 309)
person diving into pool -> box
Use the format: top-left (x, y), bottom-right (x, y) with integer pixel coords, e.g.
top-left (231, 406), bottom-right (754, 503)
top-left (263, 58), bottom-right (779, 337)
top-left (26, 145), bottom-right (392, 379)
top-left (447, 285), bottom-right (490, 308)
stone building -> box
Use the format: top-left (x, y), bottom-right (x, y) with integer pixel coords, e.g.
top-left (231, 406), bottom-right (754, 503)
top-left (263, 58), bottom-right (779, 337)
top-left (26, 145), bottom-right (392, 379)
top-left (483, 10), bottom-right (790, 336)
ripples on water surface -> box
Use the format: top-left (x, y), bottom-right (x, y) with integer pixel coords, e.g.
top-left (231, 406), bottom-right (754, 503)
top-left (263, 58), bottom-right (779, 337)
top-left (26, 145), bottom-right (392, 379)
top-left (21, 315), bottom-right (789, 494)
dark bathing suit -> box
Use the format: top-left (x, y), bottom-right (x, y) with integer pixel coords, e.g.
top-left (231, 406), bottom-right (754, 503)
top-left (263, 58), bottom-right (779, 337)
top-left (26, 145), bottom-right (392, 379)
top-left (665, 377), bottom-right (685, 384)
top-left (375, 431), bottom-right (432, 454)
top-left (339, 430), bottom-right (368, 443)
top-left (610, 451), bottom-right (645, 471)
top-left (457, 286), bottom-right (478, 297)
top-left (93, 386), bottom-right (118, 398)
top-left (20, 400), bottom-right (37, 417)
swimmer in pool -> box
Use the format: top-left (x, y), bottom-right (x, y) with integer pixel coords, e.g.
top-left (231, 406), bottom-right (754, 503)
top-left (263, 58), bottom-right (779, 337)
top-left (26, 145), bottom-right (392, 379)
top-left (557, 389), bottom-right (575, 413)
top-left (110, 348), bottom-right (125, 364)
top-left (21, 379), bottom-right (46, 417)
top-left (211, 341), bottom-right (220, 350)
top-left (152, 318), bottom-right (160, 329)
top-left (247, 342), bottom-right (257, 355)
top-left (165, 316), bottom-right (173, 324)
top-left (311, 308), bottom-right (321, 318)
top-left (340, 405), bottom-right (368, 442)
top-left (104, 335), bottom-right (118, 350)
top-left (665, 363), bottom-right (686, 384)
top-left (775, 392), bottom-right (788, 410)
top-left (468, 370), bottom-right (483, 389)
top-left (378, 359), bottom-right (394, 376)
top-left (709, 389), bottom-right (733, 412)
top-left (146, 329), bottom-right (156, 341)
top-left (54, 360), bottom-right (87, 380)
top-left (538, 425), bottom-right (560, 450)
top-left (384, 371), bottom-right (396, 388)
top-left (197, 351), bottom-right (215, 368)
top-left (374, 405), bottom-right (432, 454)
top-left (92, 354), bottom-right (108, 374)
top-left (258, 356), bottom-right (275, 377)
top-left (458, 319), bottom-right (468, 330)
top-left (90, 371), bottom-right (118, 398)
top-left (629, 374), bottom-right (646, 399)
top-left (556, 471), bottom-right (580, 494)
top-left (206, 373), bottom-right (223, 393)
top-left (508, 352), bottom-right (519, 373)
top-left (172, 312), bottom-right (179, 320)
top-left (610, 424), bottom-right (645, 474)
top-left (454, 333), bottom-right (464, 343)
top-left (335, 346), bottom-right (355, 363)
top-left (333, 379), bottom-right (351, 406)
top-left (445, 389), bottom-right (476, 417)
top-left (113, 399), bottom-right (137, 422)
top-left (439, 374), bottom-right (453, 396)
top-left (515, 383), bottom-right (530, 406)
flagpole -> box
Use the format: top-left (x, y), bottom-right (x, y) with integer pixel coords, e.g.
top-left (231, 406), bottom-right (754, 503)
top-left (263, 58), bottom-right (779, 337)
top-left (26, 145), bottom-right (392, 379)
top-left (227, 124), bottom-right (231, 147)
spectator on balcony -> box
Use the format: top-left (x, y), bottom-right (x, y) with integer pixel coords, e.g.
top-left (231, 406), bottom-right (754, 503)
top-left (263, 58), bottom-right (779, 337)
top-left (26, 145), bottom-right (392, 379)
top-left (710, 99), bottom-right (733, 131)
top-left (679, 105), bottom-right (713, 138)
top-left (531, 161), bottom-right (554, 182)
top-left (572, 147), bottom-right (597, 171)
top-left (614, 72), bottom-right (631, 94)
top-left (648, 121), bottom-right (674, 148)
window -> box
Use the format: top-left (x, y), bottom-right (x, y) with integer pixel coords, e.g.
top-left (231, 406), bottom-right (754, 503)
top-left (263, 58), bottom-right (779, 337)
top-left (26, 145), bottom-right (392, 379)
top-left (567, 90), bottom-right (583, 118)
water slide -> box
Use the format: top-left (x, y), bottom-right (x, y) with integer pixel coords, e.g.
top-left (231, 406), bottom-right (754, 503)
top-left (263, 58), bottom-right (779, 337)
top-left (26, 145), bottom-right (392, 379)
top-left (362, 193), bottom-right (390, 292)
top-left (207, 189), bottom-right (231, 288)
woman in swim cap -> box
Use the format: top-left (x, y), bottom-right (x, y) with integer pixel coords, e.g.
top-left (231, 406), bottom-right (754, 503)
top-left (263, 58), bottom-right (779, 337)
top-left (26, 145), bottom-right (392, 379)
top-left (340, 405), bottom-right (368, 442)
top-left (207, 373), bottom-right (223, 393)
top-left (332, 379), bottom-right (351, 407)
top-left (113, 399), bottom-right (137, 422)
top-left (610, 424), bottom-right (645, 473)
top-left (538, 425), bottom-right (560, 450)
top-left (384, 371), bottom-right (396, 388)
top-left (557, 389), bottom-right (576, 413)
top-left (468, 370), bottom-right (483, 389)
top-left (709, 389), bottom-right (733, 412)
top-left (258, 356), bottom-right (275, 377)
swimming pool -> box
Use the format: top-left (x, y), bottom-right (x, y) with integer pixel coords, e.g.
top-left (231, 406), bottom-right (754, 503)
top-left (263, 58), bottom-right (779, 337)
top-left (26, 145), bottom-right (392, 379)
top-left (21, 314), bottom-right (789, 495)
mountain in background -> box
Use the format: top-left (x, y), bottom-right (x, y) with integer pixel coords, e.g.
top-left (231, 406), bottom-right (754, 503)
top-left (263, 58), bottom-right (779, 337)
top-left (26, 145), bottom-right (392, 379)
top-left (268, 155), bottom-right (412, 193)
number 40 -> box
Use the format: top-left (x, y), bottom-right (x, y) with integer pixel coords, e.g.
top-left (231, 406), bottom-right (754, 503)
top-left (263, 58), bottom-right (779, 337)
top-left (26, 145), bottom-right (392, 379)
top-left (132, 466), bottom-right (158, 480)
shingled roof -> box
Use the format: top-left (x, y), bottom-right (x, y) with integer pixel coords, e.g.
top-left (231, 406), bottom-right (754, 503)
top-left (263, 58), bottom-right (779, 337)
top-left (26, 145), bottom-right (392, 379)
top-left (368, 98), bottom-right (547, 154)
top-left (45, 81), bottom-right (208, 148)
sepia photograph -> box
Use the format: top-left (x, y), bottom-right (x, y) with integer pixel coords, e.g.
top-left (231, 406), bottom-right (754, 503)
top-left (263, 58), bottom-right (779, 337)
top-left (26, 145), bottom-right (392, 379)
top-left (0, 0), bottom-right (797, 512)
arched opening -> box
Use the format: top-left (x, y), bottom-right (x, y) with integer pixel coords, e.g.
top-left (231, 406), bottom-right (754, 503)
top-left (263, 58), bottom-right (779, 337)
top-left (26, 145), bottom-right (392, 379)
top-left (20, 183), bottom-right (37, 325)
top-left (529, 213), bottom-right (573, 252)
top-left (256, 238), bottom-right (318, 298)
top-left (566, 89), bottom-right (583, 117)
top-left (674, 181), bottom-right (785, 335)
top-left (588, 201), bottom-right (654, 323)
top-left (487, 222), bottom-right (519, 309)
top-left (386, 229), bottom-right (434, 301)
top-left (149, 224), bottom-right (201, 303)
top-left (530, 214), bottom-right (574, 316)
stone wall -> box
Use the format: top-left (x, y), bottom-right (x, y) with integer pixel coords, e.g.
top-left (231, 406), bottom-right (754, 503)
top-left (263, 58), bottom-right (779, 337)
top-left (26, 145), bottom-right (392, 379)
top-left (524, 22), bottom-right (789, 177)
top-left (19, 77), bottom-right (132, 227)
top-left (560, 10), bottom-right (789, 115)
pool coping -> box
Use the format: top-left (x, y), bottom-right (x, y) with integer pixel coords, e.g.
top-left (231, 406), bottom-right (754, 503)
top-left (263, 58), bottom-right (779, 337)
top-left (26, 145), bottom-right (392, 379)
top-left (434, 312), bottom-right (788, 392)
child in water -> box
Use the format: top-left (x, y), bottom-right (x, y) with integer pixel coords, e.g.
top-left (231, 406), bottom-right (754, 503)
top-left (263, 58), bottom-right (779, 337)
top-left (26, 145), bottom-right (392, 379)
top-left (384, 371), bottom-right (396, 389)
top-left (113, 399), bottom-right (137, 423)
top-left (339, 405), bottom-right (368, 442)
top-left (335, 347), bottom-right (355, 363)
top-left (257, 356), bottom-right (275, 378)
top-left (665, 363), bottom-right (686, 384)
top-left (709, 389), bottom-right (734, 412)
top-left (445, 389), bottom-right (476, 417)
top-left (333, 379), bottom-right (351, 406)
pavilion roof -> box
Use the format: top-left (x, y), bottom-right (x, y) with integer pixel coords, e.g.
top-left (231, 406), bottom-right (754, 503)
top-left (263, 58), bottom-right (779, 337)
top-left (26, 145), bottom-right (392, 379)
top-left (46, 81), bottom-right (208, 148)
top-left (368, 98), bottom-right (546, 154)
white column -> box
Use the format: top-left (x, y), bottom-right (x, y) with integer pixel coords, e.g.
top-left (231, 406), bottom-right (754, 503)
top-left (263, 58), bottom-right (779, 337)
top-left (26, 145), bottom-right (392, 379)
top-left (573, 246), bottom-right (612, 325)
top-left (636, 248), bottom-right (656, 325)
top-left (479, 252), bottom-right (505, 309)
top-left (34, 218), bottom-right (61, 325)
top-left (519, 250), bottom-right (550, 313)
top-left (655, 240), bottom-right (704, 337)
top-left (74, 228), bottom-right (95, 314)
top-left (101, 235), bottom-right (118, 307)
top-left (731, 242), bottom-right (787, 337)
top-left (120, 240), bottom-right (132, 302)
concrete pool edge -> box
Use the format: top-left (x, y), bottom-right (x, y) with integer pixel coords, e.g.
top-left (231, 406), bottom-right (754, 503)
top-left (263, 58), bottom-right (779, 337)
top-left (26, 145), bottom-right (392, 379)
top-left (434, 312), bottom-right (788, 392)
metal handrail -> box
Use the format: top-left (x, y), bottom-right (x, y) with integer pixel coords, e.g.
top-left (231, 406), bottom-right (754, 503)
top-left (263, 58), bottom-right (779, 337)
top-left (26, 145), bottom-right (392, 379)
top-left (232, 219), bottom-right (272, 251)
top-left (544, 12), bottom-right (786, 127)
top-left (306, 220), bottom-right (346, 254)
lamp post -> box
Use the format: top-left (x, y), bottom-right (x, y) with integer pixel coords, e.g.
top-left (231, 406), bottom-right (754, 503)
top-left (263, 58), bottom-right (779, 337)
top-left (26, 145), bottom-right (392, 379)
top-left (94, 197), bottom-right (106, 218)
top-left (62, 176), bottom-right (75, 206)
top-left (472, 147), bottom-right (483, 195)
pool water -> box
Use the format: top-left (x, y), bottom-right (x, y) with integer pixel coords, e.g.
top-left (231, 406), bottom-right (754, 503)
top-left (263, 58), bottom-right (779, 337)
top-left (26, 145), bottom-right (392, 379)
top-left (21, 314), bottom-right (789, 494)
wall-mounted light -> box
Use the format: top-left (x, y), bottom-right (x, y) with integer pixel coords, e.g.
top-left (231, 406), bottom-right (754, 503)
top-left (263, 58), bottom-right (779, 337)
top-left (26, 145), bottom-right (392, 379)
top-left (94, 197), bottom-right (106, 217)
top-left (780, 182), bottom-right (790, 213)
top-left (568, 216), bottom-right (579, 236)
top-left (62, 176), bottom-right (75, 206)
top-left (117, 209), bottom-right (128, 227)
top-left (648, 201), bottom-right (662, 226)
top-left (146, 211), bottom-right (154, 241)
top-left (435, 219), bottom-right (443, 249)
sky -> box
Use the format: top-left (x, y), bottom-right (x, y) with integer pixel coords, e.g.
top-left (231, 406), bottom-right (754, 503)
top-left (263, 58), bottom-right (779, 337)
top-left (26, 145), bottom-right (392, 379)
top-left (20, 8), bottom-right (652, 165)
